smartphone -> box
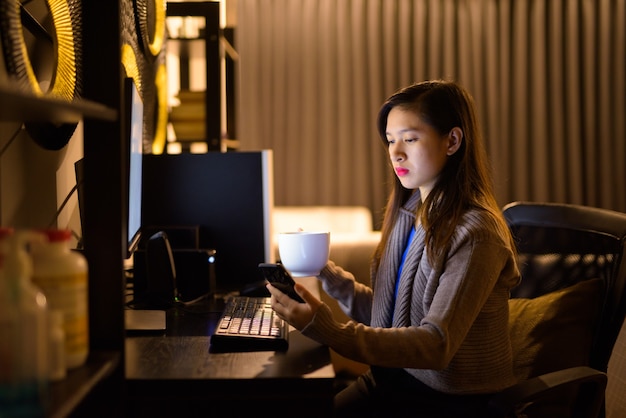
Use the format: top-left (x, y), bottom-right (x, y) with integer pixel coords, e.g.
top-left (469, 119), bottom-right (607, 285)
top-left (258, 263), bottom-right (305, 303)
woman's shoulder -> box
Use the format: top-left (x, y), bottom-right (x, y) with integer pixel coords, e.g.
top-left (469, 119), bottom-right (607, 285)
top-left (455, 207), bottom-right (508, 243)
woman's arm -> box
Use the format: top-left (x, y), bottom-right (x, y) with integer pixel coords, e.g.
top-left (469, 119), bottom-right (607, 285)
top-left (317, 261), bottom-right (374, 324)
top-left (303, 239), bottom-right (516, 370)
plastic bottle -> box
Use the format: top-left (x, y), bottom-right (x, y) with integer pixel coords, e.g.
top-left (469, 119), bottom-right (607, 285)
top-left (31, 229), bottom-right (89, 369)
top-left (0, 229), bottom-right (49, 418)
top-left (48, 310), bottom-right (67, 381)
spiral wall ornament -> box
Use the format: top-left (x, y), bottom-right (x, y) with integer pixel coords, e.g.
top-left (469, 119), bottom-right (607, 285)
top-left (130, 0), bottom-right (168, 154)
top-left (121, 42), bottom-right (141, 91)
top-left (152, 62), bottom-right (168, 154)
top-left (134, 0), bottom-right (166, 58)
top-left (0, 0), bottom-right (82, 150)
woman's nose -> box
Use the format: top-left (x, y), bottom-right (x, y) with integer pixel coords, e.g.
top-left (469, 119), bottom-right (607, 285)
top-left (389, 145), bottom-right (404, 162)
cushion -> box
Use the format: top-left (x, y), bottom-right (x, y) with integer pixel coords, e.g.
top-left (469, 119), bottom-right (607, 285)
top-left (508, 278), bottom-right (604, 381)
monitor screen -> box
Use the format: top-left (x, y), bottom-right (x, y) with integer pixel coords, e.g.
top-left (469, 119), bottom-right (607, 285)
top-left (124, 77), bottom-right (144, 257)
top-left (141, 151), bottom-right (275, 292)
top-left (74, 78), bottom-right (144, 257)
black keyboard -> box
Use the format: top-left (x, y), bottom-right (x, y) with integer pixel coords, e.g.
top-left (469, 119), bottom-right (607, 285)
top-left (210, 296), bottom-right (289, 352)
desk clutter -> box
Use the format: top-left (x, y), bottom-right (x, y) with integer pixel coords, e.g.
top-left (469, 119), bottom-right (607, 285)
top-left (131, 227), bottom-right (217, 309)
top-left (0, 228), bottom-right (89, 416)
top-left (125, 274), bottom-right (336, 417)
top-left (126, 229), bottom-right (289, 351)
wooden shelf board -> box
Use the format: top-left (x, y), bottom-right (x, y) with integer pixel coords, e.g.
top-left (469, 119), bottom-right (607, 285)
top-left (0, 86), bottom-right (117, 123)
top-left (48, 350), bottom-right (120, 418)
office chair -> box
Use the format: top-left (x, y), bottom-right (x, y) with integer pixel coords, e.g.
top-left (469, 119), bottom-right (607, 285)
top-left (486, 202), bottom-right (626, 418)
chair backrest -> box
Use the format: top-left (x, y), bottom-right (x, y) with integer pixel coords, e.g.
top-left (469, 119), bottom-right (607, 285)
top-left (503, 201), bottom-right (626, 373)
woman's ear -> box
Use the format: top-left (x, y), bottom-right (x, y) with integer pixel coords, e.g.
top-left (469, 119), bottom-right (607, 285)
top-left (446, 127), bottom-right (463, 156)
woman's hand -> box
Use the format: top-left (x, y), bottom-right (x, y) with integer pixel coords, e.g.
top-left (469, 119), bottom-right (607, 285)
top-left (266, 282), bottom-right (322, 330)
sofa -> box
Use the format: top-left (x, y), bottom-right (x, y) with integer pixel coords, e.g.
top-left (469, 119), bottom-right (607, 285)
top-left (273, 206), bottom-right (381, 377)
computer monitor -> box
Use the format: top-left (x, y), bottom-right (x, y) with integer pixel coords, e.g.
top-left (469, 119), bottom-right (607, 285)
top-left (141, 151), bottom-right (275, 292)
top-left (123, 77), bottom-right (144, 258)
top-left (74, 78), bottom-right (144, 258)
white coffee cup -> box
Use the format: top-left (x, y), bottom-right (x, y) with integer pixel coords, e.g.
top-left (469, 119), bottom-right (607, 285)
top-left (277, 231), bottom-right (330, 277)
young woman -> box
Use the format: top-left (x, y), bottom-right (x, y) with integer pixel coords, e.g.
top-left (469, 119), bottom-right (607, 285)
top-left (267, 80), bottom-right (521, 417)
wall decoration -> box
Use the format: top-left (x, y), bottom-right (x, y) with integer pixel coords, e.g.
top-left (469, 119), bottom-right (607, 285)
top-left (134, 0), bottom-right (166, 58)
top-left (121, 0), bottom-right (167, 154)
top-left (143, 0), bottom-right (168, 154)
top-left (121, 43), bottom-right (141, 89)
top-left (152, 61), bottom-right (168, 154)
top-left (0, 0), bottom-right (82, 150)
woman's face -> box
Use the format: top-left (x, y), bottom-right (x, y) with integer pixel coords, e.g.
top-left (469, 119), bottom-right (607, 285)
top-left (386, 107), bottom-right (458, 198)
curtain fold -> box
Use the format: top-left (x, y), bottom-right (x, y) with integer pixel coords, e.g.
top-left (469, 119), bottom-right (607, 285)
top-left (236, 0), bottom-right (626, 226)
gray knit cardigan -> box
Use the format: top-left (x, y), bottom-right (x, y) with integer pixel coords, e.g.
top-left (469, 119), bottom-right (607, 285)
top-left (301, 192), bottom-right (521, 395)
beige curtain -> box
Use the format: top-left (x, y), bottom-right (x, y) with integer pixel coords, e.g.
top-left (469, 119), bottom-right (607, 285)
top-left (236, 0), bottom-right (626, 227)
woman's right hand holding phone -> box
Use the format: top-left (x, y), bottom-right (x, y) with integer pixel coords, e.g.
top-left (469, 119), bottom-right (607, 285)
top-left (266, 281), bottom-right (321, 331)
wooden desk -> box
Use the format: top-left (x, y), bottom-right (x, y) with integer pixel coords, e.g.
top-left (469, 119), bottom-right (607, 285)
top-left (125, 277), bottom-right (335, 417)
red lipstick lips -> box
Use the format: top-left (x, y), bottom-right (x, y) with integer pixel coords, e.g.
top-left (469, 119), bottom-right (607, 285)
top-left (395, 167), bottom-right (409, 176)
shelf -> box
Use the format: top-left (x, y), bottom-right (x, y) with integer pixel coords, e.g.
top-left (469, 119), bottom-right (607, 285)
top-left (0, 86), bottom-right (117, 123)
top-left (48, 350), bottom-right (120, 418)
top-left (167, 1), bottom-right (222, 151)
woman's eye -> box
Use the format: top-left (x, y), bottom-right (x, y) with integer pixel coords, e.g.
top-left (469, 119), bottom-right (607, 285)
top-left (404, 137), bottom-right (418, 143)
top-left (387, 138), bottom-right (395, 145)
